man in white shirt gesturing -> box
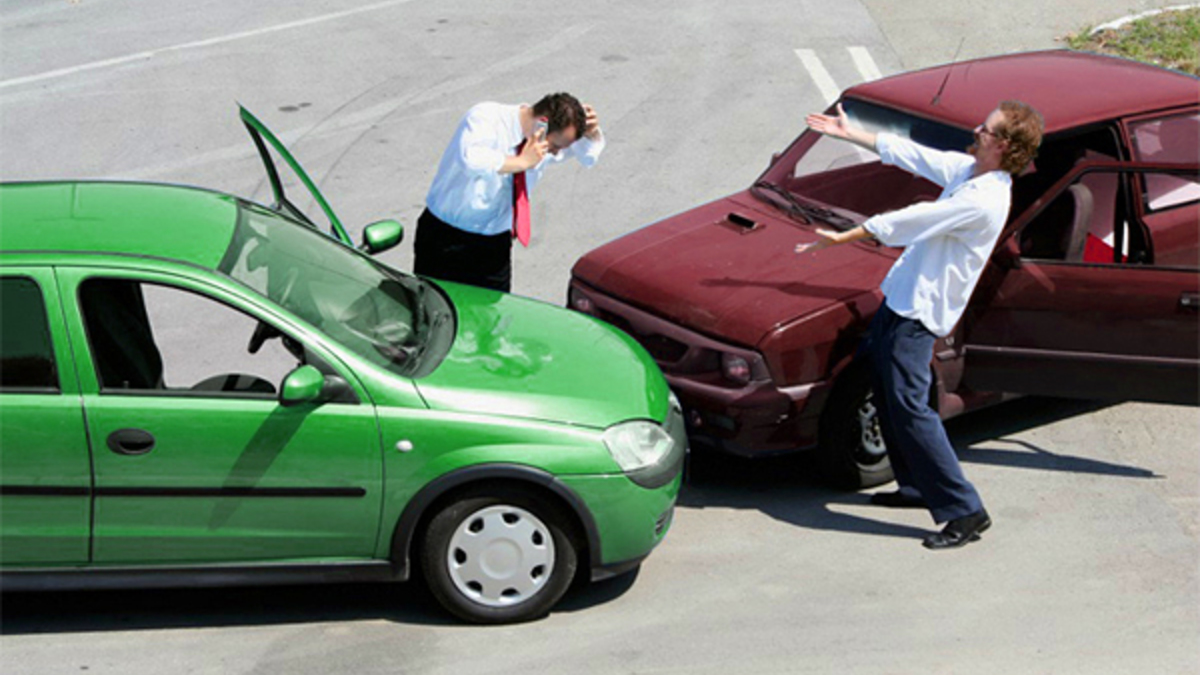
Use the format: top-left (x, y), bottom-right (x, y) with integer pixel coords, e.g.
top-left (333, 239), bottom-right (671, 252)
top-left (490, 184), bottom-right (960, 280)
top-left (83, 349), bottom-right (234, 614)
top-left (797, 100), bottom-right (1043, 549)
top-left (415, 92), bottom-right (604, 293)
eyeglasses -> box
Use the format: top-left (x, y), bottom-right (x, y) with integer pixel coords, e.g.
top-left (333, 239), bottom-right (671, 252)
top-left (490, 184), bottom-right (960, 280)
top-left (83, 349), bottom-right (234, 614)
top-left (975, 123), bottom-right (1004, 140)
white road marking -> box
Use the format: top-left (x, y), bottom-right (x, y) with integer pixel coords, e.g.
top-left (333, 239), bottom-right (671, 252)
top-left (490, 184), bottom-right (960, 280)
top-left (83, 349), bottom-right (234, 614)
top-left (1094, 3), bottom-right (1200, 31)
top-left (118, 23), bottom-right (593, 182)
top-left (848, 46), bottom-right (883, 82)
top-left (0, 0), bottom-right (417, 91)
top-left (793, 49), bottom-right (841, 106)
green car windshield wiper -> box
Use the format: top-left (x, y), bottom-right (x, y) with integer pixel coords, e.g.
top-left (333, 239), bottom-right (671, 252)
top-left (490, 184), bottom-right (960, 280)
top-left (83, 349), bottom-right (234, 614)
top-left (751, 181), bottom-right (856, 230)
top-left (396, 275), bottom-right (453, 371)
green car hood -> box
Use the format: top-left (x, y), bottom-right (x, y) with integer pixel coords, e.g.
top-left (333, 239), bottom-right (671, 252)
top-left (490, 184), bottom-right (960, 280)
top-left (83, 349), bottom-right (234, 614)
top-left (414, 282), bottom-right (670, 429)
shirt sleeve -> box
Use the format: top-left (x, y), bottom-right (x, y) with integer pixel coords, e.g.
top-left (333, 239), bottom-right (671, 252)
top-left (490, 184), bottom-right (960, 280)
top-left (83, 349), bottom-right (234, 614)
top-left (458, 105), bottom-right (508, 174)
top-left (567, 130), bottom-right (605, 167)
top-left (876, 133), bottom-right (974, 188)
top-left (863, 190), bottom-right (988, 247)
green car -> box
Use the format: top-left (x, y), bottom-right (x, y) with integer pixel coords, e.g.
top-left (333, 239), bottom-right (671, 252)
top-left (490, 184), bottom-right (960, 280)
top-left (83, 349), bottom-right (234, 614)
top-left (0, 108), bottom-right (683, 624)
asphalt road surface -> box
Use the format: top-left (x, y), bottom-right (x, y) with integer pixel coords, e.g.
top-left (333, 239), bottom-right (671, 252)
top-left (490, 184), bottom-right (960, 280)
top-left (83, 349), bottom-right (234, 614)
top-left (1, 1), bottom-right (1197, 673)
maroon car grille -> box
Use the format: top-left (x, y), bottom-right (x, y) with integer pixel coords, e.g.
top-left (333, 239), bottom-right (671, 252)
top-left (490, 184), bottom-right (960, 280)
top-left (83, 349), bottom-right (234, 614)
top-left (634, 333), bottom-right (689, 362)
top-left (597, 309), bottom-right (689, 364)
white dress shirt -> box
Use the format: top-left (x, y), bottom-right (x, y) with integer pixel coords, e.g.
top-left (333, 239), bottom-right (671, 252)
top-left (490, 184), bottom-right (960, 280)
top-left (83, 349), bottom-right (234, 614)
top-left (425, 102), bottom-right (605, 236)
top-left (862, 132), bottom-right (1012, 337)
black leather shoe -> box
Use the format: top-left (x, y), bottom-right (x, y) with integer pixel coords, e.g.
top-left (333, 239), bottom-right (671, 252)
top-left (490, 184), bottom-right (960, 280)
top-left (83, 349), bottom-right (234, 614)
top-left (922, 510), bottom-right (991, 550)
top-left (869, 491), bottom-right (926, 508)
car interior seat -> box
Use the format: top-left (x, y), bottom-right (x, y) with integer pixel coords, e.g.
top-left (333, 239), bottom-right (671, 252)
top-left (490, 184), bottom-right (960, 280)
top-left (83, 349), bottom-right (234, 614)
top-left (1062, 183), bottom-right (1095, 262)
top-left (79, 279), bottom-right (164, 390)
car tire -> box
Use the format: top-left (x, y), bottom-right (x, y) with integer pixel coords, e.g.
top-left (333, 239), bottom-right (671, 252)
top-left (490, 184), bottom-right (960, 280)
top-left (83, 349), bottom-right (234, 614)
top-left (420, 486), bottom-right (579, 624)
top-left (817, 366), bottom-right (895, 490)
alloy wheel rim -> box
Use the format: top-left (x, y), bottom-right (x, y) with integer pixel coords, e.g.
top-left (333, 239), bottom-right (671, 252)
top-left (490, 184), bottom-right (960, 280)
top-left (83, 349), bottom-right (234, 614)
top-left (855, 395), bottom-right (888, 466)
top-left (446, 505), bottom-right (555, 608)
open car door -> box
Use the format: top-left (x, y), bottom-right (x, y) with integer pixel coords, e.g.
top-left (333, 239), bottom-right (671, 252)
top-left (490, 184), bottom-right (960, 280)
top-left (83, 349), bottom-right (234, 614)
top-left (962, 163), bottom-right (1199, 405)
top-left (240, 106), bottom-right (353, 246)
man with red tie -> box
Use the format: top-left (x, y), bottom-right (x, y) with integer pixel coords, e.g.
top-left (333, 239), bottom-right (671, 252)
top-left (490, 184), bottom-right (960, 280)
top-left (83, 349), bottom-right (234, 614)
top-left (414, 93), bottom-right (604, 293)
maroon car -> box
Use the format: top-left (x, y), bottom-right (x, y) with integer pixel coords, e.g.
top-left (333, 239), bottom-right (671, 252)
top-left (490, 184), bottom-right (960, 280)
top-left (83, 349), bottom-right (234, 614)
top-left (568, 50), bottom-right (1199, 489)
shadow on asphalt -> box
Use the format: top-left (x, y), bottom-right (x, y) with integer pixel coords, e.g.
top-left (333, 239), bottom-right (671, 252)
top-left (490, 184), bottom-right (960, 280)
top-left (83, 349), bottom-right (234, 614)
top-left (948, 397), bottom-right (1160, 479)
top-left (0, 581), bottom-right (451, 635)
top-left (1, 397), bottom-right (1154, 634)
top-left (0, 560), bottom-right (641, 636)
top-left (679, 443), bottom-right (933, 540)
top-left (678, 396), bottom-right (1160, 537)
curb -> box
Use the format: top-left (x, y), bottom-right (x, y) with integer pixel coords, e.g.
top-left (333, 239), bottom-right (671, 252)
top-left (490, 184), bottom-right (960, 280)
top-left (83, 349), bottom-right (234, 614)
top-left (1092, 3), bottom-right (1200, 33)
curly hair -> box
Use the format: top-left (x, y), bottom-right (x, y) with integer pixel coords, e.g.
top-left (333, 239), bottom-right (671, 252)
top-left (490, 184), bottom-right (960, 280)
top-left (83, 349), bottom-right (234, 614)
top-left (995, 100), bottom-right (1045, 175)
top-left (532, 92), bottom-right (588, 138)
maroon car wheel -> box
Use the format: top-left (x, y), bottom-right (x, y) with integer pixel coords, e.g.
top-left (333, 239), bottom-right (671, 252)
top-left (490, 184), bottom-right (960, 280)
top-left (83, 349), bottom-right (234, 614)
top-left (818, 367), bottom-right (894, 490)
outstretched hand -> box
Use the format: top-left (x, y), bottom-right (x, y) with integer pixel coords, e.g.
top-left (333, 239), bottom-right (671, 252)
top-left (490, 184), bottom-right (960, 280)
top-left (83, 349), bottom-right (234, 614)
top-left (794, 229), bottom-right (840, 254)
top-left (805, 103), bottom-right (852, 140)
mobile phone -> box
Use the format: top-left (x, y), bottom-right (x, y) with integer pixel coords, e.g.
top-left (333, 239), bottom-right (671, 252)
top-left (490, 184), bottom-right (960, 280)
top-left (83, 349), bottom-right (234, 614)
top-left (533, 116), bottom-right (548, 139)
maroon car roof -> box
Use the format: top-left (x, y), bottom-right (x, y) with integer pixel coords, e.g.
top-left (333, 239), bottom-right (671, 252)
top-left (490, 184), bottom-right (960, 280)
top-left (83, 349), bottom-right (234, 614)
top-left (845, 50), bottom-right (1199, 135)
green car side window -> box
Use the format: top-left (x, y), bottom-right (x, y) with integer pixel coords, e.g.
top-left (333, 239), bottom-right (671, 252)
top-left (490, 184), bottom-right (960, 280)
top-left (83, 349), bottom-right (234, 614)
top-left (0, 276), bottom-right (58, 392)
top-left (78, 277), bottom-right (313, 398)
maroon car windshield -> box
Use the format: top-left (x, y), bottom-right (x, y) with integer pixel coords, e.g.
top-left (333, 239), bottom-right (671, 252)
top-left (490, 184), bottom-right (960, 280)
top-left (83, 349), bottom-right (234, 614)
top-left (763, 99), bottom-right (975, 225)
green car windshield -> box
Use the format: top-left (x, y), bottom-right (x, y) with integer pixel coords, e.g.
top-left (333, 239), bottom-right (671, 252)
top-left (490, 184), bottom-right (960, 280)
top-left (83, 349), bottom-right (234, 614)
top-left (219, 203), bottom-right (452, 377)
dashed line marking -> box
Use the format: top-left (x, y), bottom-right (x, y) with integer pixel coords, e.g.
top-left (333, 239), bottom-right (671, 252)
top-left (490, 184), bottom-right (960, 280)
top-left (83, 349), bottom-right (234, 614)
top-left (793, 48), bottom-right (841, 106)
top-left (848, 46), bottom-right (883, 82)
top-left (0, 0), bottom-right (417, 90)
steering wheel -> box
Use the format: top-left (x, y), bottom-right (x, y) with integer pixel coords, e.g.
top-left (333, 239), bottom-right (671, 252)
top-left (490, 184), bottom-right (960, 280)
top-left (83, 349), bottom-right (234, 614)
top-left (247, 268), bottom-right (298, 354)
top-left (247, 320), bottom-right (281, 354)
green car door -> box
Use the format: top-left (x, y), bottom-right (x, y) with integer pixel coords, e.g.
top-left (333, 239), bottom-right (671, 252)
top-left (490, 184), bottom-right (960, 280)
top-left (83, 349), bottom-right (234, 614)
top-left (55, 265), bottom-right (385, 564)
top-left (0, 270), bottom-right (91, 565)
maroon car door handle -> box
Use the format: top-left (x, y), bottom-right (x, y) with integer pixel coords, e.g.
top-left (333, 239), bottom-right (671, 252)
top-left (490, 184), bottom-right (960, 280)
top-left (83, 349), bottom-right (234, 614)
top-left (107, 428), bottom-right (157, 456)
top-left (1180, 292), bottom-right (1199, 312)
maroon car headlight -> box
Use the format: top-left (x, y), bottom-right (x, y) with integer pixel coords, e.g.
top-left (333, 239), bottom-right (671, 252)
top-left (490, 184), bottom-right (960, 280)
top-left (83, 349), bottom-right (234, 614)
top-left (721, 353), bottom-right (752, 385)
top-left (568, 286), bottom-right (596, 315)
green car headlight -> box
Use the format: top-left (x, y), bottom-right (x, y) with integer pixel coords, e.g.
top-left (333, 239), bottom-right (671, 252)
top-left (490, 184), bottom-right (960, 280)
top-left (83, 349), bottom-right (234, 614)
top-left (603, 394), bottom-right (687, 489)
top-left (603, 421), bottom-right (675, 472)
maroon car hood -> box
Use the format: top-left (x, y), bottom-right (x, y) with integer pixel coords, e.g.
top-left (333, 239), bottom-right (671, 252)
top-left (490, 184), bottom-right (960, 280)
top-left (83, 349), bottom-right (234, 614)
top-left (573, 192), bottom-right (896, 347)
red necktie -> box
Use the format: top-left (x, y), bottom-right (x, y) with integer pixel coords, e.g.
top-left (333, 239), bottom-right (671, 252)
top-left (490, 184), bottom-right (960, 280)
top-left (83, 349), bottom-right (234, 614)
top-left (512, 140), bottom-right (531, 247)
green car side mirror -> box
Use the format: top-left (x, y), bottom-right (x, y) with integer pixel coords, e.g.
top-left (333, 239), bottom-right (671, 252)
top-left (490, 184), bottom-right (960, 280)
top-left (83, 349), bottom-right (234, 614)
top-left (280, 365), bottom-right (353, 406)
top-left (360, 219), bottom-right (404, 255)
top-left (280, 365), bottom-right (326, 406)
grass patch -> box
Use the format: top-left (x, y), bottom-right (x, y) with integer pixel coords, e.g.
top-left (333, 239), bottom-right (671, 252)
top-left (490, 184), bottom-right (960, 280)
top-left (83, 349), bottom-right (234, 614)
top-left (1064, 7), bottom-right (1200, 76)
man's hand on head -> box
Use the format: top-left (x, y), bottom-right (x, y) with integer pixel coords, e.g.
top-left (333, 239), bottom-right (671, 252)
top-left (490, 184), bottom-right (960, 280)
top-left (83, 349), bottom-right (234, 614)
top-left (583, 104), bottom-right (602, 140)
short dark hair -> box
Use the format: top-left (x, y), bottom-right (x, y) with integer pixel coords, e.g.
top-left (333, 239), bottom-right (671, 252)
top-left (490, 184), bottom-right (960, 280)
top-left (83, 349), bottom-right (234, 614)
top-left (532, 92), bottom-right (587, 138)
top-left (995, 101), bottom-right (1044, 175)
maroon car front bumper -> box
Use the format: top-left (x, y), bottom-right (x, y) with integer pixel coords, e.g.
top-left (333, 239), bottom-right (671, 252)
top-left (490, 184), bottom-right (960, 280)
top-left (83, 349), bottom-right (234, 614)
top-left (569, 280), bottom-right (832, 457)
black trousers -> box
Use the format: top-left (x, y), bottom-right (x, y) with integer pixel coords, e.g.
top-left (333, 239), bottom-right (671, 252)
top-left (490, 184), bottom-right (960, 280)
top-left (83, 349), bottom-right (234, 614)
top-left (413, 209), bottom-right (513, 293)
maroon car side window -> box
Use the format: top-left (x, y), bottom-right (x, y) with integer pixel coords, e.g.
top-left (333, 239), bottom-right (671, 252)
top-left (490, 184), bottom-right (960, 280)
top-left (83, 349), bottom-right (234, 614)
top-left (1129, 113), bottom-right (1200, 213)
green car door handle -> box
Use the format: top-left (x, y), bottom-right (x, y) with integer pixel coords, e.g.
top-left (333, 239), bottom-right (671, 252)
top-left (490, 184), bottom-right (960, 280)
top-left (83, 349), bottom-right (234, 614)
top-left (107, 428), bottom-right (157, 456)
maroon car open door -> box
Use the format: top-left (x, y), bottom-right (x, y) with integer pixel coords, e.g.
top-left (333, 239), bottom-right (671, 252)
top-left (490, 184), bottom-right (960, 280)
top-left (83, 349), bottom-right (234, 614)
top-left (963, 163), bottom-right (1199, 404)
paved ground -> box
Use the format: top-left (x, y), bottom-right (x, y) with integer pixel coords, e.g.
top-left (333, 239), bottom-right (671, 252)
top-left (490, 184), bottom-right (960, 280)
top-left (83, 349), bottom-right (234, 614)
top-left (1, 1), bottom-right (1197, 673)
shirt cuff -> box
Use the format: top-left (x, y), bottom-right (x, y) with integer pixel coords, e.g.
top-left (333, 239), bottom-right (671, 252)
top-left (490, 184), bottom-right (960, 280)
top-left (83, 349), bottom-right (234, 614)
top-left (874, 132), bottom-right (900, 167)
top-left (574, 131), bottom-right (605, 166)
top-left (862, 216), bottom-right (893, 244)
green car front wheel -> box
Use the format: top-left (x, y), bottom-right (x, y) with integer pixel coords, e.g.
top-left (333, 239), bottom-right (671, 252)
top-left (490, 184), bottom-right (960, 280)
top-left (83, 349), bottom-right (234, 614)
top-left (420, 487), bottom-right (580, 624)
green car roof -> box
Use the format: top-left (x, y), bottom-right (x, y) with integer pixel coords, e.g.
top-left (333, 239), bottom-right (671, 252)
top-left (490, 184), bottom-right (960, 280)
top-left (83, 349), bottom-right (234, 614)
top-left (0, 181), bottom-right (240, 269)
